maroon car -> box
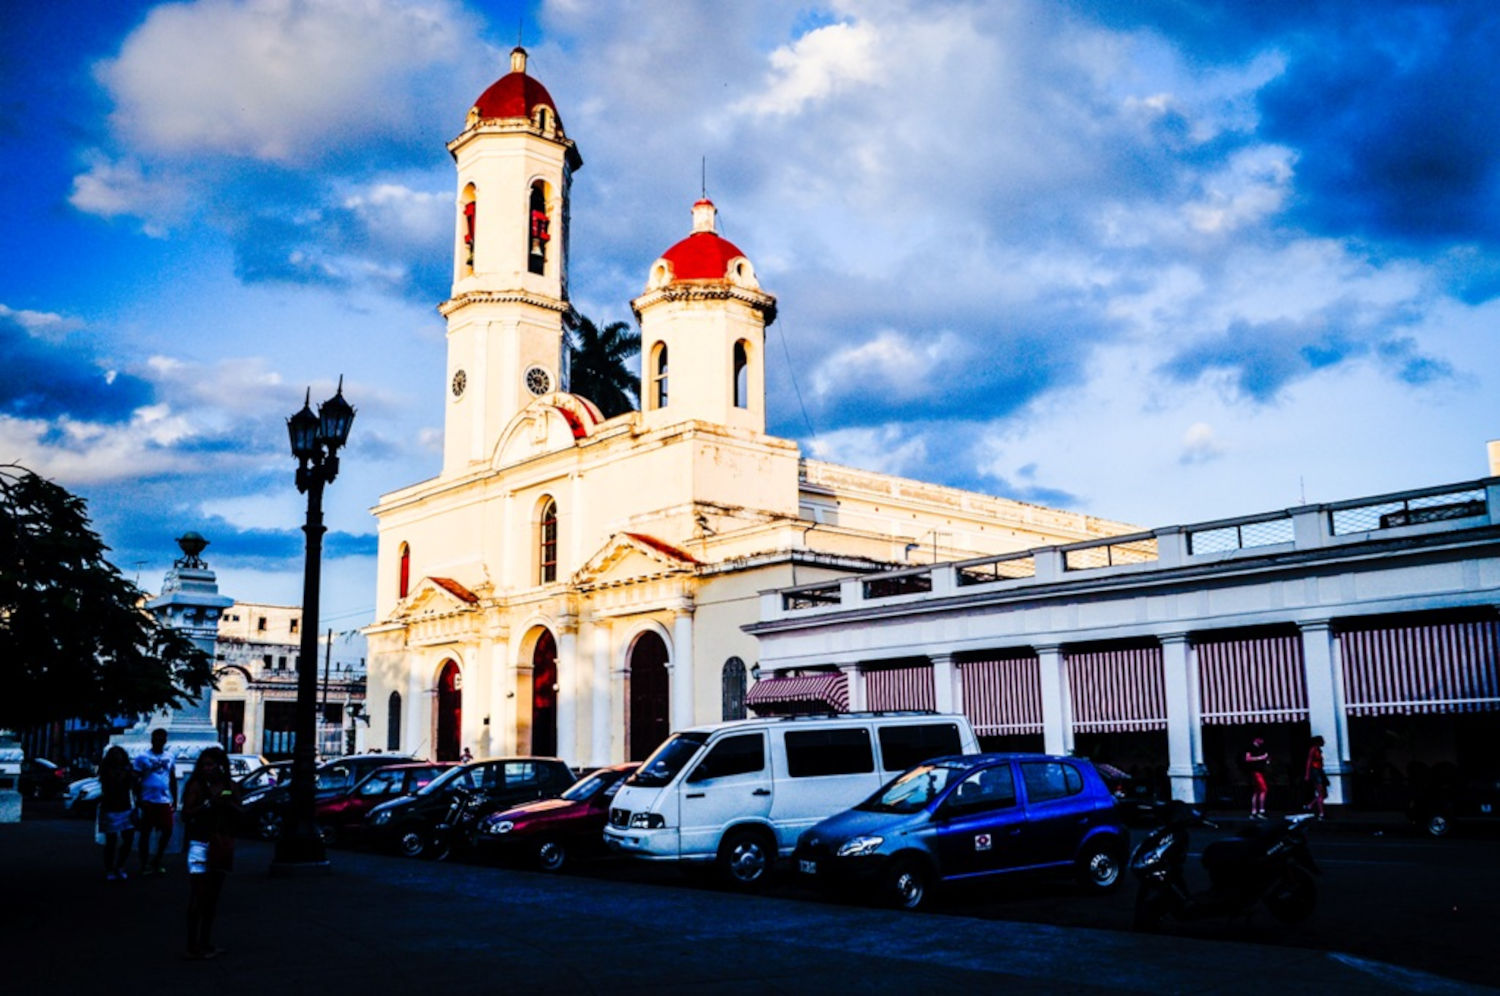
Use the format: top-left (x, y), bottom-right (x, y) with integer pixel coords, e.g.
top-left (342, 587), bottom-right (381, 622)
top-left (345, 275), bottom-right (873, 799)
top-left (316, 762), bottom-right (454, 845)
top-left (473, 764), bottom-right (636, 871)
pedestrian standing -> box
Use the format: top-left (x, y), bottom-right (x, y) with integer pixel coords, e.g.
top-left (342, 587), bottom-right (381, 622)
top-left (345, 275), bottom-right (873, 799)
top-left (459, 746), bottom-right (473, 763)
top-left (181, 747), bottom-right (239, 960)
top-left (1305, 735), bottom-right (1329, 820)
top-left (133, 728), bottom-right (177, 876)
top-left (1244, 736), bottom-right (1270, 819)
top-left (97, 746), bottom-right (136, 880)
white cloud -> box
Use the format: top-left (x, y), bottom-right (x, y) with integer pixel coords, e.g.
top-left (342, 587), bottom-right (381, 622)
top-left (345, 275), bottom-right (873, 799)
top-left (734, 21), bottom-right (880, 117)
top-left (1179, 422), bottom-right (1225, 464)
top-left (805, 424), bottom-right (929, 479)
top-left (0, 303), bottom-right (84, 339)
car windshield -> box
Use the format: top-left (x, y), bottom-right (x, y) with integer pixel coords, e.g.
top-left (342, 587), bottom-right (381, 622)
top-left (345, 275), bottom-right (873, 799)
top-left (628, 733), bottom-right (709, 788)
top-left (561, 769), bottom-right (626, 802)
top-left (857, 763), bottom-right (965, 814)
top-left (417, 765), bottom-right (471, 796)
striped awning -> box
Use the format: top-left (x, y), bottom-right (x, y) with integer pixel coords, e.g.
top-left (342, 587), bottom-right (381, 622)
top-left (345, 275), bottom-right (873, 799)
top-left (960, 656), bottom-right (1043, 735)
top-left (865, 663), bottom-right (936, 711)
top-left (745, 672), bottom-right (849, 713)
top-left (1340, 619), bottom-right (1500, 716)
top-left (1067, 645), bottom-right (1166, 733)
top-left (1197, 633), bottom-right (1308, 725)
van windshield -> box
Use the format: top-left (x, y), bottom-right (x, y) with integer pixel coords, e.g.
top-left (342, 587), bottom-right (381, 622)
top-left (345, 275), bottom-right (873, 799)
top-left (627, 732), bottom-right (710, 788)
top-left (856, 762), bottom-right (964, 814)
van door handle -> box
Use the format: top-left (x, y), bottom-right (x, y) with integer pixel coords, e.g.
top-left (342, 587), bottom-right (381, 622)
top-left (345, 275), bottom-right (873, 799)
top-left (752, 788), bottom-right (771, 796)
top-left (685, 792), bottom-right (705, 799)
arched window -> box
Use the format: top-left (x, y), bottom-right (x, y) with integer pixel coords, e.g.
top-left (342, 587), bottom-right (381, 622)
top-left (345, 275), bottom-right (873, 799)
top-left (733, 340), bottom-right (749, 409)
top-left (722, 657), bottom-right (747, 721)
top-left (538, 497), bottom-right (558, 584)
top-left (398, 543), bottom-right (411, 599)
top-left (528, 181), bottom-right (549, 275)
top-left (651, 343), bottom-right (669, 409)
top-left (386, 691), bottom-right (402, 751)
top-left (461, 183), bottom-right (477, 273)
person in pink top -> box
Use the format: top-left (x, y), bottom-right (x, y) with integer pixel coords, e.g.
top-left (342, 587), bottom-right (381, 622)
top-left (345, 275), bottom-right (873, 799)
top-left (1305, 736), bottom-right (1329, 820)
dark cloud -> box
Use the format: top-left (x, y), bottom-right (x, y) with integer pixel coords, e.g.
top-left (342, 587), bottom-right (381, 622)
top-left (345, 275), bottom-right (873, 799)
top-left (0, 314), bottom-right (153, 422)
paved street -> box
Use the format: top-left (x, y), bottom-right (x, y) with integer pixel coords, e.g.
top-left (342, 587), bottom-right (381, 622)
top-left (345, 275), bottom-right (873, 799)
top-left (2, 810), bottom-right (1494, 995)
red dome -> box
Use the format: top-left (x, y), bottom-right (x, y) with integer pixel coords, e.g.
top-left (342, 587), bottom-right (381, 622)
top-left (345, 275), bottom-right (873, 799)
top-left (660, 231), bottom-right (747, 282)
top-left (473, 71), bottom-right (559, 122)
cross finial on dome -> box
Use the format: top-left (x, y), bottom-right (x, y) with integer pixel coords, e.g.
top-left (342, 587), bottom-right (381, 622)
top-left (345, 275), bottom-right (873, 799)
top-left (510, 46), bottom-right (527, 74)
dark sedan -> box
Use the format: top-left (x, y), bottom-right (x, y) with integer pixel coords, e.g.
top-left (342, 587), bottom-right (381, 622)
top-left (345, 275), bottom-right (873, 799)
top-left (316, 762), bottom-right (454, 845)
top-left (242, 754), bottom-right (416, 840)
top-left (474, 764), bottom-right (636, 871)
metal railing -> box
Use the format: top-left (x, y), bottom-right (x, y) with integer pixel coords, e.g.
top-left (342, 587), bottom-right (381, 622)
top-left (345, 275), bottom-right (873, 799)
top-left (956, 552), bottom-right (1037, 586)
top-left (1328, 485), bottom-right (1488, 536)
top-left (781, 582), bottom-right (842, 611)
top-left (1187, 512), bottom-right (1295, 555)
top-left (1063, 535), bottom-right (1158, 571)
top-left (862, 568), bottom-right (933, 599)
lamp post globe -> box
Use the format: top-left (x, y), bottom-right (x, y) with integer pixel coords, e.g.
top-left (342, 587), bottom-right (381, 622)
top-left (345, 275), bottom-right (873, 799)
top-left (271, 379), bottom-right (355, 875)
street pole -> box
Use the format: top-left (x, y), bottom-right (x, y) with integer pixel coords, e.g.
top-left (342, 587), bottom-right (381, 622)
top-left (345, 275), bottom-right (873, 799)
top-left (321, 628), bottom-right (332, 758)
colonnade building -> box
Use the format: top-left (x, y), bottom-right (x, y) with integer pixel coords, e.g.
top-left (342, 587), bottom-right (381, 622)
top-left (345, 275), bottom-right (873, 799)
top-left (364, 49), bottom-right (1137, 765)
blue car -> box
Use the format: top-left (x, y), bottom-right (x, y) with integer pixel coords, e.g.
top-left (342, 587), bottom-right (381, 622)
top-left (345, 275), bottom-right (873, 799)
top-left (793, 753), bottom-right (1128, 909)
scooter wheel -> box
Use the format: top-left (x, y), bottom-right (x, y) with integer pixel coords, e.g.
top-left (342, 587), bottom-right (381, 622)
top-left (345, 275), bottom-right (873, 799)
top-left (1265, 866), bottom-right (1317, 924)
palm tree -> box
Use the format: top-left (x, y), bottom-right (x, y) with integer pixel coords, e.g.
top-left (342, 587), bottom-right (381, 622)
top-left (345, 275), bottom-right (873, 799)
top-left (567, 313), bottom-right (640, 418)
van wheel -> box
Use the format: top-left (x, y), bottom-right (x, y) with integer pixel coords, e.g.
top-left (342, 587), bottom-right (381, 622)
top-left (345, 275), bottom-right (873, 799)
top-left (536, 839), bottom-right (567, 872)
top-left (718, 829), bottom-right (774, 889)
top-left (1077, 840), bottom-right (1124, 893)
top-left (886, 858), bottom-right (931, 911)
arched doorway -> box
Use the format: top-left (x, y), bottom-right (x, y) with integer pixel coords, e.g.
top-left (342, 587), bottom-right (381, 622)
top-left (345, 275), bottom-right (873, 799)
top-left (532, 631), bottom-right (558, 757)
top-left (436, 660), bottom-right (462, 762)
top-left (629, 631), bottom-right (671, 761)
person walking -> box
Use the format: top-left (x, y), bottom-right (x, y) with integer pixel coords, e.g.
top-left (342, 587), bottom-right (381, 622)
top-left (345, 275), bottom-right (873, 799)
top-left (97, 746), bottom-right (136, 880)
top-left (459, 747), bottom-right (473, 763)
top-left (133, 728), bottom-right (177, 876)
top-left (181, 747), bottom-right (239, 960)
top-left (1305, 735), bottom-right (1329, 820)
top-left (1244, 736), bottom-right (1271, 819)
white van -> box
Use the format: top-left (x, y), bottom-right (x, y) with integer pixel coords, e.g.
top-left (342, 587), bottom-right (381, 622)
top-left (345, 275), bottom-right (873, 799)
top-left (604, 711), bottom-right (979, 886)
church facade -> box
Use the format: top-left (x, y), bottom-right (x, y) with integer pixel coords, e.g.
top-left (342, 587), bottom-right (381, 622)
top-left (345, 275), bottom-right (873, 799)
top-left (365, 49), bottom-right (1136, 766)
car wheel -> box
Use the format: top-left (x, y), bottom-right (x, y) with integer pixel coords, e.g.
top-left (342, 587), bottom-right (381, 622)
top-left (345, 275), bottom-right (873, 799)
top-left (1425, 813), bottom-right (1451, 838)
top-left (1077, 840), bottom-right (1125, 893)
top-left (1264, 866), bottom-right (1317, 924)
top-left (886, 858), bottom-right (931, 911)
top-left (536, 839), bottom-right (568, 872)
top-left (256, 809), bottom-right (284, 842)
top-left (717, 828), bottom-right (774, 889)
top-left (396, 827), bottom-right (429, 859)
top-left (317, 824), bottom-right (337, 847)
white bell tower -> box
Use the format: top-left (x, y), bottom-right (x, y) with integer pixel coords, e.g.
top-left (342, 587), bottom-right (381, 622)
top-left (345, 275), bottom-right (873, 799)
top-left (440, 47), bottom-right (582, 476)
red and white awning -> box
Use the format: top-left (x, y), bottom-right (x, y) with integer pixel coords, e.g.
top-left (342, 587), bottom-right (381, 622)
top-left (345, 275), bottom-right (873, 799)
top-left (1197, 633), bottom-right (1308, 725)
top-left (864, 663), bottom-right (936, 711)
top-left (1067, 645), bottom-right (1166, 733)
top-left (1340, 619), bottom-right (1500, 716)
top-left (745, 672), bottom-right (849, 713)
top-left (959, 656), bottom-right (1043, 735)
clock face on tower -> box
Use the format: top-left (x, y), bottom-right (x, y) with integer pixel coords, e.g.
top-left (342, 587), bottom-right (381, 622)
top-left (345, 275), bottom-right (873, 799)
top-left (525, 366), bottom-right (552, 396)
top-left (451, 370), bottom-right (466, 397)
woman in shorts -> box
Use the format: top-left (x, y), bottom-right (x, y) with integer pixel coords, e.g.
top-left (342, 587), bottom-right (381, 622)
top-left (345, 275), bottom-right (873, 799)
top-left (181, 747), bottom-right (239, 960)
top-left (97, 746), bottom-right (136, 880)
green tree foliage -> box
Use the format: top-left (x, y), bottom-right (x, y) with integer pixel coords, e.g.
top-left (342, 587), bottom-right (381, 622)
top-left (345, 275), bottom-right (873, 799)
top-left (567, 313), bottom-right (641, 418)
top-left (0, 465), bottom-right (212, 730)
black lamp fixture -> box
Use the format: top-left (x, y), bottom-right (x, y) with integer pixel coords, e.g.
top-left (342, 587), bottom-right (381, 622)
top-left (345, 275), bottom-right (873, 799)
top-left (272, 377), bottom-right (356, 874)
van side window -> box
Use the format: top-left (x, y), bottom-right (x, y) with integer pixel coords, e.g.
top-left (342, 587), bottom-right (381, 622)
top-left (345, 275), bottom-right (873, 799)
top-left (877, 722), bottom-right (963, 772)
top-left (686, 733), bottom-right (765, 782)
top-left (1019, 761), bottom-right (1082, 803)
top-left (785, 728), bottom-right (874, 777)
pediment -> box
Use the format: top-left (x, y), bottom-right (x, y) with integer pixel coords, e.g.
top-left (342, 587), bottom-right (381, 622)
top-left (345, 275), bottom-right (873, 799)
top-left (397, 576), bottom-right (482, 619)
top-left (494, 393), bottom-right (605, 469)
top-left (575, 531), bottom-right (698, 587)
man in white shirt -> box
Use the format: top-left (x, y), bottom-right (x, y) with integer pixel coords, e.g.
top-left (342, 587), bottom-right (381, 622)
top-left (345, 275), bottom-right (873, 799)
top-left (133, 729), bottom-right (177, 876)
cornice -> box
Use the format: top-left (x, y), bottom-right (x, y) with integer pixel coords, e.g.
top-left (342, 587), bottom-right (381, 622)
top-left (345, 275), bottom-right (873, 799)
top-left (631, 282), bottom-right (777, 324)
top-left (440, 290), bottom-right (571, 317)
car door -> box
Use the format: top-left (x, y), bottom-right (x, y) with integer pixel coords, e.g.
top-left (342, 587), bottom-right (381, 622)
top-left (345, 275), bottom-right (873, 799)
top-left (931, 761), bottom-right (1024, 878)
top-left (1016, 759), bottom-right (1091, 868)
top-left (678, 732), bottom-right (770, 858)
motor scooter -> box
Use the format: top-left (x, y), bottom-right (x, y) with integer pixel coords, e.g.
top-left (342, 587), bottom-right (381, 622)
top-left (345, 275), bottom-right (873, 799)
top-left (1129, 801), bottom-right (1319, 931)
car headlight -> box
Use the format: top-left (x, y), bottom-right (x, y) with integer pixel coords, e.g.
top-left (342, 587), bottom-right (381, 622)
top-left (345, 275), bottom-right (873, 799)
top-left (372, 811), bottom-right (392, 826)
top-left (836, 835), bottom-right (885, 858)
top-left (485, 820), bottom-right (515, 835)
top-left (629, 812), bottom-right (667, 829)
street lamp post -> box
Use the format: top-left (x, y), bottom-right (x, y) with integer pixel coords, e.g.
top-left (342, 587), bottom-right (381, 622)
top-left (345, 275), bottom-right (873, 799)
top-left (271, 379), bottom-right (355, 872)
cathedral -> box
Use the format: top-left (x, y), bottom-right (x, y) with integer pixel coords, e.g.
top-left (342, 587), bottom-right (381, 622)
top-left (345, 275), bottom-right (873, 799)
top-left (365, 49), bottom-right (1135, 766)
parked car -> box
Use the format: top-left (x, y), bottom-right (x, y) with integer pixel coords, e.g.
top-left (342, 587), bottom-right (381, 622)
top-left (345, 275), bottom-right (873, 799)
top-left (19, 758), bottom-right (69, 800)
top-left (63, 749), bottom-right (271, 816)
top-left (1408, 774), bottom-right (1500, 837)
top-left (475, 764), bottom-right (637, 871)
top-left (315, 762), bottom-right (454, 846)
top-left (793, 752), bottom-right (1129, 909)
top-left (238, 760), bottom-right (292, 796)
top-left (365, 757), bottom-right (575, 859)
top-left (604, 711), bottom-right (980, 887)
top-left (243, 754), bottom-right (416, 840)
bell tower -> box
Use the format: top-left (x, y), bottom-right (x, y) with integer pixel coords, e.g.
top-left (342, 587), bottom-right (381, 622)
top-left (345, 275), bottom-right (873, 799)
top-left (440, 47), bottom-right (583, 476)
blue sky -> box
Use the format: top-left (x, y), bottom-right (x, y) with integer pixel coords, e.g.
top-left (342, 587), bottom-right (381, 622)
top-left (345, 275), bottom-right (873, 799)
top-left (4, 0), bottom-right (1498, 628)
